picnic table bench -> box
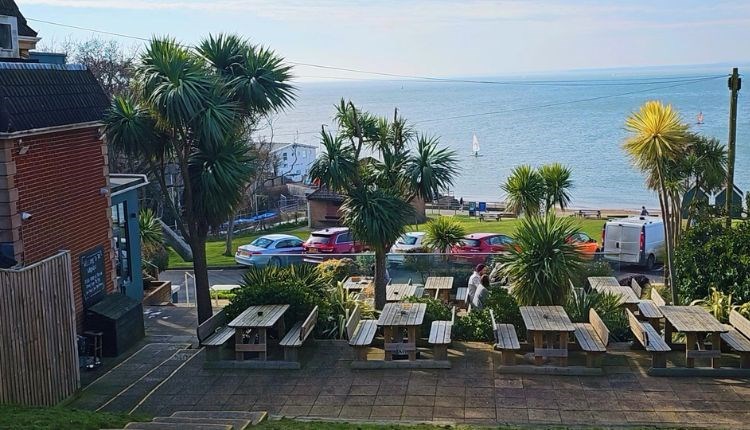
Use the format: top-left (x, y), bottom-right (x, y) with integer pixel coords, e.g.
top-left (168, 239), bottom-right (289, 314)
top-left (491, 309), bottom-right (520, 365)
top-left (378, 302), bottom-right (426, 361)
top-left (521, 306), bottom-right (575, 366)
top-left (279, 306), bottom-right (318, 362)
top-left (587, 276), bottom-right (620, 290)
top-left (627, 309), bottom-right (671, 368)
top-left (343, 276), bottom-right (374, 292)
top-left (572, 309), bottom-right (609, 367)
top-left (721, 310), bottom-right (750, 368)
top-left (478, 213), bottom-right (502, 222)
top-left (428, 307), bottom-right (455, 360)
top-left (228, 304), bottom-right (289, 361)
top-left (386, 283), bottom-right (418, 302)
top-left (576, 209), bottom-right (601, 219)
top-left (347, 305), bottom-right (378, 361)
top-left (659, 305), bottom-right (727, 368)
top-left (455, 287), bottom-right (468, 305)
top-left (424, 276), bottom-right (453, 302)
top-left (197, 308), bottom-right (235, 361)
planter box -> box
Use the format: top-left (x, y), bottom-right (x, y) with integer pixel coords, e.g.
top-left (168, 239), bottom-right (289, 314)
top-left (143, 280), bottom-right (172, 305)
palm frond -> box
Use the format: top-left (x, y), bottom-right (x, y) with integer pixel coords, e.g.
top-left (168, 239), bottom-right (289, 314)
top-left (501, 165), bottom-right (545, 216)
top-left (405, 135), bottom-right (458, 202)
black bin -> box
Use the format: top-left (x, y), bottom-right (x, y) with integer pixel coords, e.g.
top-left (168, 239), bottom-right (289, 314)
top-left (85, 294), bottom-right (144, 357)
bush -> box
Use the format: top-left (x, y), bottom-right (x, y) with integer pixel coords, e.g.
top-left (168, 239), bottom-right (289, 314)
top-left (316, 258), bottom-right (359, 285)
top-left (483, 287), bottom-right (525, 340)
top-left (674, 218), bottom-right (750, 303)
top-left (453, 309), bottom-right (493, 342)
top-left (404, 296), bottom-right (451, 337)
top-left (570, 260), bottom-right (614, 290)
top-left (565, 290), bottom-right (631, 342)
top-left (143, 244), bottom-right (169, 277)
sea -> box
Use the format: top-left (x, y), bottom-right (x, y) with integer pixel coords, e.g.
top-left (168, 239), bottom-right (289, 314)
top-left (268, 65), bottom-right (750, 210)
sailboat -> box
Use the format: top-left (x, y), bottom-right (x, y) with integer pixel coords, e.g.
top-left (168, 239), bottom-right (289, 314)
top-left (696, 111), bottom-right (704, 125)
top-left (472, 133), bottom-right (480, 157)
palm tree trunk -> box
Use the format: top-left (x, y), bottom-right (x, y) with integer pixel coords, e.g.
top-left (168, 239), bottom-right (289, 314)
top-left (374, 250), bottom-right (387, 310)
top-left (224, 213), bottom-right (236, 256)
top-left (190, 232), bottom-right (213, 324)
top-left (656, 166), bottom-right (677, 304)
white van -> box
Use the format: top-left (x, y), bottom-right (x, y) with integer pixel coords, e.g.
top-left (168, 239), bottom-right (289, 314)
top-left (602, 216), bottom-right (665, 270)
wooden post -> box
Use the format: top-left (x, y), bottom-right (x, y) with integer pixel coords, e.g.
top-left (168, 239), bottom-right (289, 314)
top-left (235, 329), bottom-right (244, 361)
top-left (685, 333), bottom-right (696, 368)
top-left (533, 331), bottom-right (544, 365)
top-left (711, 332), bottom-right (721, 369)
top-left (726, 67), bottom-right (741, 226)
top-left (559, 331), bottom-right (568, 367)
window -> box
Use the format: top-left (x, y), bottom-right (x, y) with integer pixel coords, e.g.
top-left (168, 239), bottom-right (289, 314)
top-left (336, 232), bottom-right (352, 243)
top-left (282, 152), bottom-right (288, 161)
top-left (250, 237), bottom-right (273, 248)
top-left (0, 24), bottom-right (11, 50)
top-left (275, 240), bottom-right (292, 249)
top-left (111, 202), bottom-right (130, 293)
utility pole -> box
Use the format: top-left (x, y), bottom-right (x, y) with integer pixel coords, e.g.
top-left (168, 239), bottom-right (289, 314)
top-left (726, 67), bottom-right (741, 228)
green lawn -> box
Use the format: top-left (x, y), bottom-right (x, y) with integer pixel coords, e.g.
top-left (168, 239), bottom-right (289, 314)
top-left (0, 405), bottom-right (146, 430)
top-left (167, 215), bottom-right (606, 269)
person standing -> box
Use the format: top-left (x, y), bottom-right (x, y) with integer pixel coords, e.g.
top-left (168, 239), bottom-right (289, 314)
top-left (459, 197), bottom-right (464, 210)
top-left (640, 206), bottom-right (649, 216)
top-left (467, 264), bottom-right (485, 303)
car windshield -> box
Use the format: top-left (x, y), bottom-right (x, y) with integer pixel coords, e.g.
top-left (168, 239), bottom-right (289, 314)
top-left (398, 235), bottom-right (418, 245)
top-left (308, 234), bottom-right (332, 244)
top-left (460, 239), bottom-right (481, 247)
top-left (250, 237), bottom-right (273, 248)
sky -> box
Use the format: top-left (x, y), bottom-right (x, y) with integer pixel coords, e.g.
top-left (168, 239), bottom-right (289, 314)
top-left (15, 0), bottom-right (750, 80)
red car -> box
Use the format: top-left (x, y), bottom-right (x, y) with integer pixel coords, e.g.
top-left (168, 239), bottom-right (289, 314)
top-left (303, 227), bottom-right (367, 254)
top-left (450, 233), bottom-right (514, 265)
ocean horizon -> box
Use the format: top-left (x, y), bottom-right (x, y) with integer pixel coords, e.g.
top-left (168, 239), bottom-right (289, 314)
top-left (269, 65), bottom-right (749, 209)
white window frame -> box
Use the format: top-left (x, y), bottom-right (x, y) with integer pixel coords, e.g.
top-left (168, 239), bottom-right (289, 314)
top-left (0, 16), bottom-right (19, 58)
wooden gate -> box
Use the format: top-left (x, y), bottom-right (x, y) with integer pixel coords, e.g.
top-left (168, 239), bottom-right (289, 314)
top-left (0, 251), bottom-right (80, 405)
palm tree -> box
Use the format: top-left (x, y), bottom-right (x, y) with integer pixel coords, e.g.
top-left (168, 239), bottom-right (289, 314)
top-left (623, 100), bottom-right (688, 304)
top-left (104, 36), bottom-right (294, 323)
top-left (502, 165), bottom-right (545, 216)
top-left (500, 212), bottom-right (583, 306)
top-left (424, 216), bottom-right (466, 253)
top-left (539, 163), bottom-right (573, 211)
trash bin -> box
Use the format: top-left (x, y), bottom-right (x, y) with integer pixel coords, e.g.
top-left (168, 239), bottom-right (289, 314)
top-left (468, 209), bottom-right (476, 217)
top-left (85, 293), bottom-right (144, 357)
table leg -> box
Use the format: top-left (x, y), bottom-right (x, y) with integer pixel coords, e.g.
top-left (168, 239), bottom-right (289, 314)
top-left (711, 332), bottom-right (721, 369)
top-left (277, 317), bottom-right (286, 339)
top-left (384, 327), bottom-right (393, 361)
top-left (559, 331), bottom-right (568, 367)
top-left (407, 326), bottom-right (417, 361)
top-left (685, 332), bottom-right (696, 368)
top-left (235, 328), bottom-right (244, 361)
top-left (664, 320), bottom-right (673, 345)
top-left (533, 331), bottom-right (543, 365)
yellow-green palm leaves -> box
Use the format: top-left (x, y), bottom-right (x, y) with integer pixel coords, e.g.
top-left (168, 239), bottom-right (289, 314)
top-left (623, 100), bottom-right (688, 173)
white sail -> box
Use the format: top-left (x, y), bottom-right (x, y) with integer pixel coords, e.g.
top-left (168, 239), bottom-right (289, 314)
top-left (472, 133), bottom-right (480, 155)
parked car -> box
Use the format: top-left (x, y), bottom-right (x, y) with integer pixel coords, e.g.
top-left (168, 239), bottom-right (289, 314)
top-left (602, 216), bottom-right (664, 270)
top-left (387, 232), bottom-right (426, 265)
top-left (235, 234), bottom-right (305, 267)
top-left (303, 227), bottom-right (367, 254)
top-left (567, 232), bottom-right (600, 259)
top-left (450, 233), bottom-right (514, 266)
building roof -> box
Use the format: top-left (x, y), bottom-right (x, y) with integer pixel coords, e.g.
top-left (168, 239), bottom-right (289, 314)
top-left (110, 174), bottom-right (149, 197)
top-left (0, 62), bottom-right (109, 134)
top-left (306, 187), bottom-right (344, 203)
top-left (0, 0), bottom-right (37, 37)
top-left (270, 142), bottom-right (318, 153)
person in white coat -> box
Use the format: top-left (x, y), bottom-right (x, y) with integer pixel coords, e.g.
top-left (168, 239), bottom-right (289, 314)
top-left (467, 264), bottom-right (485, 303)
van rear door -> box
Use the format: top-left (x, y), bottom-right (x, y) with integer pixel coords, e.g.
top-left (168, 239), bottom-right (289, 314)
top-left (603, 223), bottom-right (622, 261)
top-left (604, 223), bottom-right (641, 264)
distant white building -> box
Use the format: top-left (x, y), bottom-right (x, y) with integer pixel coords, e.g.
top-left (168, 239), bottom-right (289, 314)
top-left (270, 142), bottom-right (318, 182)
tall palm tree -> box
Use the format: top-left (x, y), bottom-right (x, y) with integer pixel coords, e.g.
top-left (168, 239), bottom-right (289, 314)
top-left (104, 36), bottom-right (294, 323)
top-left (502, 164), bottom-right (545, 216)
top-left (423, 216), bottom-right (466, 254)
top-left (539, 163), bottom-right (573, 211)
top-left (623, 100), bottom-right (688, 303)
top-left (501, 212), bottom-right (583, 306)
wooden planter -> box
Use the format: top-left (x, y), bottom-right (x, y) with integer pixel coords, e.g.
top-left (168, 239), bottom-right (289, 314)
top-left (143, 280), bottom-right (172, 305)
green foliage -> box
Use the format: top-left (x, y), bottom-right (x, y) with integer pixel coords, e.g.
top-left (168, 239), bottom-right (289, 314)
top-left (674, 218), bottom-right (750, 303)
top-left (539, 163), bottom-right (573, 211)
top-left (690, 288), bottom-right (735, 323)
top-left (0, 405), bottom-right (147, 430)
top-left (565, 290), bottom-right (631, 341)
top-left (316, 258), bottom-right (359, 285)
top-left (405, 136), bottom-right (459, 202)
top-left (570, 260), bottom-right (614, 290)
top-left (143, 245), bottom-right (169, 277)
top-left (501, 164), bottom-right (545, 216)
top-left (423, 216), bottom-right (466, 253)
top-left (138, 209), bottom-right (168, 276)
top-left (321, 281), bottom-right (374, 339)
top-left (453, 309), bottom-right (493, 342)
top-left (501, 212), bottom-right (583, 306)
top-left (483, 288), bottom-right (524, 339)
top-left (404, 296), bottom-right (451, 337)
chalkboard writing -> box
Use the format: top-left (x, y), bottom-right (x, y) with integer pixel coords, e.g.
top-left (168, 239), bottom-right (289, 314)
top-left (80, 246), bottom-right (106, 307)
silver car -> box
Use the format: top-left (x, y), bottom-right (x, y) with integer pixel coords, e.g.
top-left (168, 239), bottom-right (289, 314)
top-left (235, 234), bottom-right (305, 267)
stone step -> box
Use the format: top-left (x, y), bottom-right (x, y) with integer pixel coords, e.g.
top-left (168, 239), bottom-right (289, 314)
top-left (154, 416), bottom-right (251, 429)
top-left (124, 422), bottom-right (231, 430)
top-left (171, 411), bottom-right (267, 425)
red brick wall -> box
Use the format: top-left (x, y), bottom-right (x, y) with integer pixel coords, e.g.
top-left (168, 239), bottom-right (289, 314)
top-left (12, 126), bottom-right (115, 325)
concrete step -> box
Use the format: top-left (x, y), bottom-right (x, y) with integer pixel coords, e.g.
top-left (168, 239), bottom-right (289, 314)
top-left (171, 411), bottom-right (267, 425)
top-left (124, 422), bottom-right (231, 430)
top-left (154, 416), bottom-right (251, 429)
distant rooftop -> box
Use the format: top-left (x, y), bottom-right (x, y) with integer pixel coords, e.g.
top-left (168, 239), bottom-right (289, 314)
top-left (0, 0), bottom-right (37, 38)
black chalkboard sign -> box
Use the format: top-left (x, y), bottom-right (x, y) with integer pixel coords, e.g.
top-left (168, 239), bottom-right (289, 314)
top-left (80, 246), bottom-right (106, 307)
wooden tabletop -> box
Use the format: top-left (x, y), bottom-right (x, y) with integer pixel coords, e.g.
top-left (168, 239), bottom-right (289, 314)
top-left (424, 277), bottom-right (453, 291)
top-left (343, 276), bottom-right (374, 290)
top-left (659, 306), bottom-right (728, 333)
top-left (596, 285), bottom-right (640, 304)
top-left (386, 284), bottom-right (418, 302)
top-left (520, 306), bottom-right (575, 332)
top-left (377, 302), bottom-right (427, 327)
top-left (588, 276), bottom-right (620, 290)
top-left (638, 300), bottom-right (663, 319)
top-left (228, 304), bottom-right (289, 328)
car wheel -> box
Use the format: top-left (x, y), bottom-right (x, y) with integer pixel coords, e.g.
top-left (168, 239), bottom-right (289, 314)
top-left (645, 254), bottom-right (655, 271)
top-left (268, 257), bottom-right (281, 268)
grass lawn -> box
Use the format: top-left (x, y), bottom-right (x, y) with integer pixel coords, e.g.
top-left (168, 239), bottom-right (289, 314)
top-left (167, 215), bottom-right (606, 269)
top-left (0, 405), bottom-right (146, 430)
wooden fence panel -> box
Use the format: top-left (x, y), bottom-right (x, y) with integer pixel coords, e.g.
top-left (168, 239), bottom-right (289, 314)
top-left (0, 251), bottom-right (80, 406)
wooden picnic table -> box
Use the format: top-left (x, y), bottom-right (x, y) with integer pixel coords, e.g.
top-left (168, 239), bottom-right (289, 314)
top-left (386, 284), bottom-right (418, 302)
top-left (424, 277), bottom-right (453, 301)
top-left (659, 306), bottom-right (728, 368)
top-left (377, 302), bottom-right (427, 361)
top-left (520, 306), bottom-right (575, 366)
top-left (588, 276), bottom-right (620, 290)
top-left (228, 304), bottom-right (289, 361)
top-left (343, 276), bottom-right (374, 292)
top-left (637, 300), bottom-right (663, 329)
top-left (596, 285), bottom-right (640, 309)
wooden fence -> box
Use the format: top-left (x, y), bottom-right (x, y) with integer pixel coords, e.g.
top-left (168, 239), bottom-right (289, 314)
top-left (0, 251), bottom-right (80, 406)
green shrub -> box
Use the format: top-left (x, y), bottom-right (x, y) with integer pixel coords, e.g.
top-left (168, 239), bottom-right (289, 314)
top-left (453, 309), bottom-right (493, 342)
top-left (570, 260), bottom-right (614, 290)
top-left (316, 258), bottom-right (359, 285)
top-left (320, 281), bottom-right (375, 339)
top-left (565, 290), bottom-right (630, 341)
top-left (483, 287), bottom-right (525, 340)
top-left (404, 296), bottom-right (451, 337)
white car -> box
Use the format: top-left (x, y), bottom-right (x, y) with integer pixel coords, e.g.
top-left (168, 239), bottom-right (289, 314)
top-left (387, 232), bottom-right (427, 265)
top-left (235, 234), bottom-right (305, 267)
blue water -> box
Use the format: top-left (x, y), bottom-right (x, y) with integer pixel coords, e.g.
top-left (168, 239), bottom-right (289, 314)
top-left (269, 67), bottom-right (750, 209)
